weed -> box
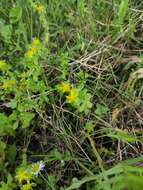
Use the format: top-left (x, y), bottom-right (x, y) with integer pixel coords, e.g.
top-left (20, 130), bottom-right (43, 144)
top-left (0, 0), bottom-right (143, 190)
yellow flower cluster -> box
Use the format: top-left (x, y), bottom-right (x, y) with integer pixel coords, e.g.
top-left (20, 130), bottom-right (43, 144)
top-left (16, 169), bottom-right (34, 190)
top-left (15, 161), bottom-right (45, 189)
top-left (36, 4), bottom-right (44, 13)
top-left (32, 38), bottom-right (40, 46)
top-left (66, 88), bottom-right (78, 104)
top-left (58, 82), bottom-right (78, 104)
top-left (59, 82), bottom-right (70, 93)
top-left (15, 170), bottom-right (32, 184)
top-left (0, 60), bottom-right (7, 71)
top-left (25, 47), bottom-right (37, 58)
top-left (22, 182), bottom-right (34, 190)
top-left (25, 38), bottom-right (40, 58)
top-left (2, 79), bottom-right (16, 90)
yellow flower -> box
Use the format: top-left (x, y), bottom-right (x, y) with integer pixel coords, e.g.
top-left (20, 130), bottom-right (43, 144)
top-left (15, 170), bottom-right (32, 184)
top-left (25, 50), bottom-right (33, 58)
top-left (0, 60), bottom-right (7, 71)
top-left (32, 38), bottom-right (40, 46)
top-left (36, 4), bottom-right (44, 13)
top-left (2, 79), bottom-right (16, 90)
top-left (25, 47), bottom-right (37, 58)
top-left (66, 88), bottom-right (78, 104)
top-left (59, 82), bottom-right (70, 93)
top-left (22, 182), bottom-right (34, 190)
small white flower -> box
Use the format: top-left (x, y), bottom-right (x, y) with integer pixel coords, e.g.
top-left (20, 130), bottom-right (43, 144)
top-left (31, 160), bottom-right (45, 175)
top-left (39, 161), bottom-right (45, 171)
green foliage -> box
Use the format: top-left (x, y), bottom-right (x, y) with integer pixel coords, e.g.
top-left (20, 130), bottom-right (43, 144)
top-left (95, 104), bottom-right (109, 117)
top-left (0, 20), bottom-right (12, 42)
top-left (0, 113), bottom-right (16, 135)
top-left (84, 122), bottom-right (94, 134)
top-left (117, 0), bottom-right (129, 25)
top-left (67, 157), bottom-right (143, 190)
top-left (0, 141), bottom-right (6, 165)
top-left (9, 5), bottom-right (22, 23)
top-left (0, 174), bottom-right (14, 190)
top-left (59, 53), bottom-right (70, 80)
top-left (6, 144), bottom-right (17, 165)
top-left (0, 0), bottom-right (143, 189)
top-left (58, 82), bottom-right (92, 113)
top-left (76, 86), bottom-right (93, 113)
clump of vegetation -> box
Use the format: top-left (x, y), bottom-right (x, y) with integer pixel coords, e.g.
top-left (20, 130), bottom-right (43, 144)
top-left (0, 0), bottom-right (143, 190)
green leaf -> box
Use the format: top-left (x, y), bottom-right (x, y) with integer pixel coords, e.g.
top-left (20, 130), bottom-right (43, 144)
top-left (0, 24), bottom-right (12, 42)
top-left (6, 144), bottom-right (17, 165)
top-left (0, 174), bottom-right (13, 190)
top-left (95, 104), bottom-right (109, 117)
top-left (0, 113), bottom-right (14, 135)
top-left (20, 112), bottom-right (35, 128)
top-left (77, 87), bottom-right (93, 113)
top-left (10, 99), bottom-right (17, 109)
top-left (47, 175), bottom-right (56, 190)
top-left (66, 176), bottom-right (96, 190)
top-left (84, 122), bottom-right (94, 134)
top-left (106, 128), bottom-right (140, 143)
top-left (10, 6), bottom-right (22, 23)
top-left (117, 0), bottom-right (129, 24)
top-left (44, 149), bottom-right (72, 163)
top-left (0, 141), bottom-right (6, 161)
